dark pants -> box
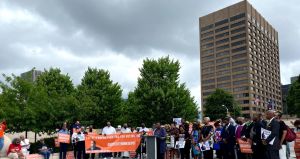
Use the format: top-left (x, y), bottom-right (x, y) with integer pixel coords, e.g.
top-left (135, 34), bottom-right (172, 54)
top-left (77, 141), bottom-right (86, 159)
top-left (40, 151), bottom-right (51, 159)
top-left (252, 144), bottom-right (266, 159)
top-left (73, 143), bottom-right (77, 159)
top-left (222, 144), bottom-right (235, 159)
top-left (203, 149), bottom-right (213, 159)
top-left (59, 143), bottom-right (68, 159)
top-left (265, 149), bottom-right (279, 159)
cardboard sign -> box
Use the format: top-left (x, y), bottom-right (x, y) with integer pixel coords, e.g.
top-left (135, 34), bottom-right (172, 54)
top-left (85, 133), bottom-right (141, 153)
top-left (237, 139), bottom-right (253, 154)
top-left (58, 133), bottom-right (70, 144)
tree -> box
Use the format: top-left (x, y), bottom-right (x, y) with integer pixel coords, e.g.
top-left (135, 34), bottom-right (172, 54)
top-left (127, 56), bottom-right (198, 126)
top-left (204, 88), bottom-right (241, 120)
top-left (0, 74), bottom-right (41, 133)
top-left (77, 67), bottom-right (123, 127)
top-left (36, 68), bottom-right (78, 132)
top-left (287, 75), bottom-right (300, 117)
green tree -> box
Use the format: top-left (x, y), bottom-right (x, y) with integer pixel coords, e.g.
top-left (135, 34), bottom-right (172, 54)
top-left (287, 75), bottom-right (300, 117)
top-left (36, 68), bottom-right (78, 132)
top-left (204, 88), bottom-right (241, 120)
top-left (127, 56), bottom-right (198, 126)
top-left (0, 74), bottom-right (40, 133)
top-left (77, 67), bottom-right (123, 127)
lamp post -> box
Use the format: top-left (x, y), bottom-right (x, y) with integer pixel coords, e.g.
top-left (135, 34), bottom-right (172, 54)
top-left (222, 104), bottom-right (229, 116)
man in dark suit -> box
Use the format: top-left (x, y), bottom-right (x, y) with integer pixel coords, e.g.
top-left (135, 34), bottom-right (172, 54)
top-left (250, 113), bottom-right (267, 159)
top-left (221, 117), bottom-right (236, 159)
top-left (262, 110), bottom-right (280, 159)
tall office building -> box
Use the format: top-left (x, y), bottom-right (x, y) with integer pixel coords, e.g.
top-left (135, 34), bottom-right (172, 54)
top-left (200, 0), bottom-right (281, 117)
top-left (21, 69), bottom-right (43, 82)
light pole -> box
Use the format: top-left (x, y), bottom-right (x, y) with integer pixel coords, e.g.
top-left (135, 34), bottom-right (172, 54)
top-left (222, 104), bottom-right (229, 116)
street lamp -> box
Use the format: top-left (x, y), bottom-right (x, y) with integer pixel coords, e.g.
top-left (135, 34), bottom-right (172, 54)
top-left (222, 104), bottom-right (229, 116)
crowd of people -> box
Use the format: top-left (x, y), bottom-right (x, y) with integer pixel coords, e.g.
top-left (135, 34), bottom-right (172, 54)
top-left (1, 110), bottom-right (300, 159)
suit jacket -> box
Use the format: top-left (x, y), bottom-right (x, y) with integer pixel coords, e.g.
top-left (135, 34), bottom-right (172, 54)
top-left (221, 124), bottom-right (236, 150)
top-left (265, 118), bottom-right (280, 150)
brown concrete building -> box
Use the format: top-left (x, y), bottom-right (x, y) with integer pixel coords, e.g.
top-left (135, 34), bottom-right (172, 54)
top-left (200, 0), bottom-right (282, 118)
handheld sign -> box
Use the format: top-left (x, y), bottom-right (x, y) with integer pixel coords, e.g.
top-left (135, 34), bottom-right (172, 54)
top-left (58, 133), bottom-right (70, 144)
top-left (237, 139), bottom-right (253, 154)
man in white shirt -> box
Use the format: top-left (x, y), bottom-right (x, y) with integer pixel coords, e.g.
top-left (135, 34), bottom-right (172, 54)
top-left (102, 122), bottom-right (116, 135)
top-left (102, 122), bottom-right (116, 159)
top-left (121, 123), bottom-right (131, 158)
top-left (20, 135), bottom-right (30, 156)
top-left (139, 123), bottom-right (149, 133)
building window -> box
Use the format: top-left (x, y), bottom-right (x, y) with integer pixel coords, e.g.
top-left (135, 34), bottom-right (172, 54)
top-left (217, 75), bottom-right (231, 82)
top-left (201, 37), bottom-right (214, 43)
top-left (202, 55), bottom-right (214, 61)
top-left (215, 26), bottom-right (229, 33)
top-left (233, 86), bottom-right (249, 92)
top-left (201, 24), bottom-right (214, 32)
top-left (231, 27), bottom-right (246, 35)
top-left (230, 13), bottom-right (246, 21)
top-left (231, 40), bottom-right (246, 47)
top-left (216, 50), bottom-right (230, 57)
top-left (202, 67), bottom-right (214, 73)
top-left (233, 73), bottom-right (248, 79)
top-left (232, 66), bottom-right (248, 72)
top-left (216, 38), bottom-right (229, 45)
top-left (232, 52), bottom-right (247, 59)
top-left (216, 44), bottom-right (229, 51)
top-left (201, 31), bottom-right (214, 38)
top-left (217, 69), bottom-right (231, 76)
top-left (231, 20), bottom-right (246, 28)
top-left (202, 42), bottom-right (214, 49)
top-left (233, 79), bottom-right (248, 85)
top-left (232, 46), bottom-right (247, 53)
top-left (216, 57), bottom-right (230, 63)
top-left (215, 32), bottom-right (229, 39)
top-left (217, 82), bottom-right (231, 88)
top-left (203, 85), bottom-right (215, 90)
top-left (232, 59), bottom-right (248, 66)
top-left (216, 63), bottom-right (230, 70)
top-left (202, 79), bottom-right (215, 84)
top-left (202, 49), bottom-right (214, 56)
top-left (231, 33), bottom-right (246, 41)
top-left (202, 61), bottom-right (214, 67)
top-left (215, 19), bottom-right (229, 27)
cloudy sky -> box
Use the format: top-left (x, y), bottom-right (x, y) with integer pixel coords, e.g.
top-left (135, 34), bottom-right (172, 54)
top-left (0, 0), bottom-right (299, 106)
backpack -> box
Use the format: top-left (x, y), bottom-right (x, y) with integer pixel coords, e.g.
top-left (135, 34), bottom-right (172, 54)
top-left (285, 126), bottom-right (296, 142)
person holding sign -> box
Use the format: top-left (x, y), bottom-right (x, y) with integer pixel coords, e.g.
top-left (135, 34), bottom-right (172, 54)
top-left (0, 119), bottom-right (7, 151)
top-left (262, 110), bottom-right (280, 159)
top-left (58, 122), bottom-right (69, 159)
top-left (154, 122), bottom-right (167, 159)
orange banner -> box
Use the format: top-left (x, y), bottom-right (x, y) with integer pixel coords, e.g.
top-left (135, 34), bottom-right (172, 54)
top-left (237, 139), bottom-right (253, 154)
top-left (58, 133), bottom-right (70, 143)
top-left (85, 133), bottom-right (141, 153)
top-left (295, 132), bottom-right (300, 159)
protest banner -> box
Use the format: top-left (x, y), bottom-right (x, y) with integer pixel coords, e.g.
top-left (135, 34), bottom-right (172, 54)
top-left (294, 132), bottom-right (300, 159)
top-left (85, 133), bottom-right (141, 153)
top-left (237, 139), bottom-right (253, 154)
top-left (58, 133), bottom-right (70, 143)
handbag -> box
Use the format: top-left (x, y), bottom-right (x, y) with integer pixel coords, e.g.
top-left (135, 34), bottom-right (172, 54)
top-left (285, 126), bottom-right (296, 142)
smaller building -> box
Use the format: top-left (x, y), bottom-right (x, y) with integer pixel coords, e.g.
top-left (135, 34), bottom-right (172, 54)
top-left (20, 69), bottom-right (43, 82)
top-left (291, 76), bottom-right (299, 83)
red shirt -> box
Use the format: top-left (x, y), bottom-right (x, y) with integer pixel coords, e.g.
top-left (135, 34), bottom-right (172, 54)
top-left (7, 144), bottom-right (22, 155)
top-left (0, 122), bottom-right (7, 138)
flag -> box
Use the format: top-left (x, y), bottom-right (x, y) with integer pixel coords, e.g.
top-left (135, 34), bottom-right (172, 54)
top-left (254, 97), bottom-right (260, 106)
